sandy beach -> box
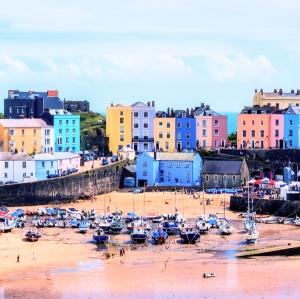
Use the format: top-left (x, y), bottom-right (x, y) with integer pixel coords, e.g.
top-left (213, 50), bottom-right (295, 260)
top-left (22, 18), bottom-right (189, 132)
top-left (1, 191), bottom-right (300, 298)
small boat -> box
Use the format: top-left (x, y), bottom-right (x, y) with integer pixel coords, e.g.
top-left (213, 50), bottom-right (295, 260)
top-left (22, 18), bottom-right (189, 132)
top-left (245, 229), bottom-right (259, 244)
top-left (196, 217), bottom-right (210, 234)
top-left (203, 272), bottom-right (216, 278)
top-left (109, 219), bottom-right (123, 234)
top-left (0, 217), bottom-right (15, 233)
top-left (208, 214), bottom-right (219, 228)
top-left (219, 219), bottom-right (233, 235)
top-left (98, 219), bottom-right (111, 232)
top-left (152, 228), bottom-right (168, 245)
top-left (70, 218), bottom-right (80, 228)
top-left (0, 207), bottom-right (9, 217)
top-left (180, 227), bottom-right (200, 244)
top-left (93, 228), bottom-right (109, 244)
top-left (244, 218), bottom-right (256, 232)
top-left (79, 220), bottom-right (90, 233)
top-left (25, 229), bottom-right (41, 242)
top-left (162, 221), bottom-right (180, 235)
top-left (124, 212), bottom-right (139, 224)
top-left (131, 227), bottom-right (148, 244)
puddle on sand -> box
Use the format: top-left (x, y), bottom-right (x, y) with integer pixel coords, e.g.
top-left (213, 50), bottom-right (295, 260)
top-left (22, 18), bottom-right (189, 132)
top-left (51, 260), bottom-right (104, 274)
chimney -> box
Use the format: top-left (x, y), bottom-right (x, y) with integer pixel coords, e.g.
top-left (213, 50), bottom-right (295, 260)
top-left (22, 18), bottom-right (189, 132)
top-left (186, 108), bottom-right (189, 116)
top-left (279, 88), bottom-right (283, 95)
top-left (274, 89), bottom-right (277, 93)
top-left (297, 89), bottom-right (300, 95)
top-left (260, 88), bottom-right (263, 94)
top-left (291, 89), bottom-right (295, 94)
top-left (111, 103), bottom-right (114, 107)
top-left (147, 101), bottom-right (150, 107)
top-left (255, 89), bottom-right (257, 93)
top-left (167, 107), bottom-right (170, 115)
top-left (152, 100), bottom-right (155, 107)
top-left (201, 103), bottom-right (205, 108)
top-left (205, 105), bottom-right (210, 110)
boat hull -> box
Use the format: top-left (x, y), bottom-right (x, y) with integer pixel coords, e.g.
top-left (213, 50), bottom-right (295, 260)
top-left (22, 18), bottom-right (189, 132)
top-left (180, 232), bottom-right (200, 244)
top-left (93, 235), bottom-right (109, 244)
top-left (131, 234), bottom-right (148, 244)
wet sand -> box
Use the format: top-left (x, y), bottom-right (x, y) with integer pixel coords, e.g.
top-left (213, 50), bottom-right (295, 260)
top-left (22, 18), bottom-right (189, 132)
top-left (1, 191), bottom-right (300, 298)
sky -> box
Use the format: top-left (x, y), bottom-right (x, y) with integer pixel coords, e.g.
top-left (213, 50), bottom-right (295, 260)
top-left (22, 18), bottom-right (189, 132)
top-left (1, 0), bottom-right (300, 113)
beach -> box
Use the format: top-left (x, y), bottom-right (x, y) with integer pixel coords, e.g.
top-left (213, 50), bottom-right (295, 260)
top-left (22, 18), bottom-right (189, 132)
top-left (1, 191), bottom-right (300, 298)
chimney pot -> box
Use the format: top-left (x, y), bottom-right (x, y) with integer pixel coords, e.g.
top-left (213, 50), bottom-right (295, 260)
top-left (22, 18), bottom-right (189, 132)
top-left (152, 100), bottom-right (155, 107)
top-left (291, 89), bottom-right (295, 94)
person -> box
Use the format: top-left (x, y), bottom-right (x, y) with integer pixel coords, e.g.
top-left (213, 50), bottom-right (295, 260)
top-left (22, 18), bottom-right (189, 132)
top-left (17, 255), bottom-right (20, 263)
top-left (120, 249), bottom-right (123, 257)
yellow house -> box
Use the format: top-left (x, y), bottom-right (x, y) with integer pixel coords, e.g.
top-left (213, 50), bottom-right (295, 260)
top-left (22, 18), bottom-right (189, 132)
top-left (106, 104), bottom-right (132, 154)
top-left (0, 119), bottom-right (52, 154)
top-left (154, 113), bottom-right (175, 152)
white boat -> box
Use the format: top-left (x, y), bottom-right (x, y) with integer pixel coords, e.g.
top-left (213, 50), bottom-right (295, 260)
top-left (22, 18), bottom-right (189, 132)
top-left (0, 218), bottom-right (15, 233)
top-left (196, 217), bottom-right (210, 233)
top-left (219, 219), bottom-right (233, 235)
top-left (294, 216), bottom-right (300, 226)
top-left (245, 229), bottom-right (259, 244)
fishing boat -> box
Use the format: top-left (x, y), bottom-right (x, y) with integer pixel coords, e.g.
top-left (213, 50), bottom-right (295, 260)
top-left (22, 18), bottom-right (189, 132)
top-left (208, 214), bottom-right (219, 228)
top-left (162, 220), bottom-right (180, 235)
top-left (70, 218), bottom-right (80, 228)
top-left (219, 218), bottom-right (233, 235)
top-left (93, 228), bottom-right (109, 244)
top-left (152, 228), bottom-right (168, 245)
top-left (98, 219), bottom-right (111, 233)
top-left (196, 216), bottom-right (210, 234)
top-left (0, 207), bottom-right (9, 217)
top-left (109, 219), bottom-right (123, 234)
top-left (25, 229), bottom-right (41, 242)
top-left (180, 227), bottom-right (200, 244)
top-left (245, 229), bottom-right (259, 244)
top-left (79, 220), bottom-right (90, 233)
top-left (0, 217), bottom-right (15, 233)
top-left (131, 227), bottom-right (148, 244)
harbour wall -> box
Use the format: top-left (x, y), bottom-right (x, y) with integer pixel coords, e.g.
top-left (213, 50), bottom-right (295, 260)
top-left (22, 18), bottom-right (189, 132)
top-left (230, 196), bottom-right (300, 217)
top-left (0, 162), bottom-right (126, 207)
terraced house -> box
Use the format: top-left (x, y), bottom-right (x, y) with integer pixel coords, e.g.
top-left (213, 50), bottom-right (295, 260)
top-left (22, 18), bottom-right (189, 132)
top-left (0, 119), bottom-right (54, 154)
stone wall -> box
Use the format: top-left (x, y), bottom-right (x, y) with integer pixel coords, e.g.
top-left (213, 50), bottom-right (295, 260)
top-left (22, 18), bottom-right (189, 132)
top-left (0, 162), bottom-right (125, 207)
top-left (230, 196), bottom-right (300, 217)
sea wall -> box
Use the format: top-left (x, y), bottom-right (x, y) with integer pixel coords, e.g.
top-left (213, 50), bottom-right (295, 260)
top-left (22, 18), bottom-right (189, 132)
top-left (230, 196), bottom-right (300, 217)
top-left (0, 162), bottom-right (125, 207)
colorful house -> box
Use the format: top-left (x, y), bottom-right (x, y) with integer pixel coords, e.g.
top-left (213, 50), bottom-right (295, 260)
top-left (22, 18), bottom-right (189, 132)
top-left (283, 105), bottom-right (300, 148)
top-left (0, 119), bottom-right (54, 154)
top-left (42, 109), bottom-right (80, 153)
top-left (0, 152), bottom-right (36, 184)
top-left (34, 152), bottom-right (80, 180)
top-left (131, 101), bottom-right (155, 152)
top-left (154, 111), bottom-right (176, 152)
top-left (237, 106), bottom-right (284, 149)
top-left (106, 104), bottom-right (132, 154)
top-left (194, 104), bottom-right (227, 148)
top-left (175, 110), bottom-right (196, 151)
top-left (136, 152), bottom-right (202, 187)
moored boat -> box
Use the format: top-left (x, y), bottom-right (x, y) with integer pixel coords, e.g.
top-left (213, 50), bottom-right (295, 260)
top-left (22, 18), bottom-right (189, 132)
top-left (162, 221), bottom-right (180, 235)
top-left (196, 217), bottom-right (210, 234)
top-left (245, 229), bottom-right (259, 244)
top-left (79, 220), bottom-right (90, 233)
top-left (0, 217), bottom-right (15, 233)
top-left (131, 227), bottom-right (148, 244)
top-left (93, 228), bottom-right (109, 244)
top-left (152, 228), bottom-right (168, 245)
top-left (180, 227), bottom-right (200, 244)
top-left (25, 229), bottom-right (41, 242)
top-left (219, 218), bottom-right (233, 235)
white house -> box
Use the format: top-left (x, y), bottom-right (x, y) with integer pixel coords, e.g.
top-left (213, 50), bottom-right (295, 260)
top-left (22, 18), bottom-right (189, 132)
top-left (34, 152), bottom-right (81, 180)
top-left (118, 146), bottom-right (136, 161)
top-left (0, 152), bottom-right (36, 184)
top-left (41, 126), bottom-right (55, 153)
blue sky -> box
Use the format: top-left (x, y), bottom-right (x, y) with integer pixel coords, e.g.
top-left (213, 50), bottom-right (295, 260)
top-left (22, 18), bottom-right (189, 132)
top-left (0, 0), bottom-right (300, 113)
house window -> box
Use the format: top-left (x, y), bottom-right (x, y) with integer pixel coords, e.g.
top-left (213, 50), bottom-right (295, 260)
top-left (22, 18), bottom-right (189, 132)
top-left (72, 129), bottom-right (76, 134)
top-left (120, 135), bottom-right (124, 142)
top-left (120, 126), bottom-right (124, 133)
top-left (66, 137), bottom-right (69, 143)
top-left (59, 120), bottom-right (62, 125)
top-left (167, 122), bottom-right (170, 128)
top-left (202, 120), bottom-right (207, 127)
top-left (143, 170), bottom-right (147, 176)
top-left (214, 119), bottom-right (219, 126)
top-left (289, 119), bottom-right (293, 126)
top-left (214, 129), bottom-right (219, 136)
top-left (275, 129), bottom-right (279, 137)
top-left (72, 137), bottom-right (76, 143)
top-left (243, 120), bottom-right (246, 125)
top-left (159, 122), bottom-right (163, 127)
top-left (186, 133), bottom-right (190, 139)
top-left (143, 143), bottom-right (148, 151)
top-left (252, 120), bottom-right (255, 125)
top-left (59, 129), bottom-right (62, 134)
top-left (134, 123), bottom-right (138, 129)
top-left (275, 119), bottom-right (279, 126)
top-left (22, 162), bottom-right (26, 168)
top-left (167, 133), bottom-right (170, 139)
top-left (143, 161), bottom-right (147, 167)
top-left (261, 120), bottom-right (263, 125)
top-left (22, 129), bottom-right (25, 136)
top-left (120, 118), bottom-right (124, 124)
top-left (165, 141), bottom-right (169, 149)
top-left (4, 162), bottom-right (8, 168)
top-left (186, 141), bottom-right (190, 148)
top-left (134, 112), bottom-right (138, 118)
top-left (143, 123), bottom-right (148, 129)
top-left (214, 175), bottom-right (218, 182)
top-left (186, 122), bottom-right (190, 129)
top-left (168, 162), bottom-right (172, 168)
top-left (289, 130), bottom-right (293, 137)
top-left (177, 162), bottom-right (181, 168)
top-left (202, 129), bottom-right (207, 137)
top-left (260, 130), bottom-right (264, 138)
top-left (42, 162), bottom-right (45, 167)
top-left (72, 120), bottom-right (75, 125)
top-left (4, 173), bottom-right (7, 178)
top-left (120, 111), bottom-right (124, 116)
top-left (9, 129), bottom-right (14, 136)
top-left (205, 175), bottom-right (209, 182)
top-left (251, 130), bottom-right (255, 137)
top-left (232, 176), bottom-right (236, 183)
top-left (289, 140), bottom-right (293, 146)
top-left (144, 112), bottom-right (148, 118)
top-left (185, 163), bottom-right (189, 168)
top-left (23, 173), bottom-right (26, 178)
top-left (242, 130), bottom-right (246, 137)
top-left (51, 161), bottom-right (53, 167)
top-left (177, 132), bottom-right (181, 139)
top-left (159, 132), bottom-right (163, 138)
top-left (66, 120), bottom-right (69, 125)
top-left (66, 129), bottom-right (69, 134)
top-left (177, 122), bottom-right (181, 128)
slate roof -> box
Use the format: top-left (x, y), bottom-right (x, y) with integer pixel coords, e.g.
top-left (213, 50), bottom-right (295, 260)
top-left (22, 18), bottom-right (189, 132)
top-left (0, 119), bottom-right (49, 128)
top-left (193, 107), bottom-right (220, 116)
top-left (156, 152), bottom-right (198, 161)
top-left (284, 105), bottom-right (300, 115)
top-left (0, 152), bottom-right (34, 161)
top-left (202, 160), bottom-right (243, 174)
top-left (33, 152), bottom-right (80, 160)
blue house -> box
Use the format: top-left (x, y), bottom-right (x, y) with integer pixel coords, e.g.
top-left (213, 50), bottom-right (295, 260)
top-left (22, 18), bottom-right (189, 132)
top-left (136, 152), bottom-right (202, 187)
top-left (283, 105), bottom-right (300, 148)
top-left (42, 109), bottom-right (80, 153)
top-left (175, 110), bottom-right (196, 151)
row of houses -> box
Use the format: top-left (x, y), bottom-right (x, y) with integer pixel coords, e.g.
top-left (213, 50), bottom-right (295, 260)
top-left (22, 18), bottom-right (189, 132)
top-left (106, 102), bottom-right (228, 154)
top-left (0, 152), bottom-right (80, 184)
top-left (135, 152), bottom-right (249, 188)
top-left (1, 90), bottom-right (80, 154)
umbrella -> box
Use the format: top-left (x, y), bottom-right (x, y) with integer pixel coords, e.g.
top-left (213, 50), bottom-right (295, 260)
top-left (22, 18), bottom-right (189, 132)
top-left (261, 177), bottom-right (270, 184)
top-left (255, 179), bottom-right (262, 185)
top-left (268, 179), bottom-right (276, 185)
top-left (247, 179), bottom-right (256, 185)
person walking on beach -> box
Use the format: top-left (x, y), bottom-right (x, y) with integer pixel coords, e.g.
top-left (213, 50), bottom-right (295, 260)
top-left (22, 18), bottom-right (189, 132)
top-left (17, 255), bottom-right (20, 263)
top-left (120, 248), bottom-right (123, 257)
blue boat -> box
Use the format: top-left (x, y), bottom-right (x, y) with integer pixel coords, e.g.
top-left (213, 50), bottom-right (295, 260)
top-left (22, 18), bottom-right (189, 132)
top-left (180, 228), bottom-right (200, 244)
top-left (93, 228), bottom-right (109, 244)
top-left (131, 227), bottom-right (148, 244)
top-left (109, 219), bottom-right (123, 234)
top-left (79, 220), bottom-right (90, 233)
top-left (152, 229), bottom-right (168, 245)
top-left (70, 219), bottom-right (80, 228)
top-left (162, 221), bottom-right (180, 235)
top-left (125, 212), bottom-right (139, 223)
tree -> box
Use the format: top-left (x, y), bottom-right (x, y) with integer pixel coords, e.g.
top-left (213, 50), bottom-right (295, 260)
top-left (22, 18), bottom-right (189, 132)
top-left (0, 112), bottom-right (3, 119)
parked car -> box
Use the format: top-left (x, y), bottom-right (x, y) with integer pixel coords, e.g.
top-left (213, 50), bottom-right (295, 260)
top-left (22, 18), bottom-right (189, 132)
top-left (102, 159), bottom-right (109, 166)
top-left (47, 173), bottom-right (60, 179)
top-left (4, 181), bottom-right (17, 185)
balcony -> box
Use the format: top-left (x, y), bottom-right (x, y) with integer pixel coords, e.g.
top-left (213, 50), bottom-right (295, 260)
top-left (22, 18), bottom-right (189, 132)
top-left (132, 137), bottom-right (154, 142)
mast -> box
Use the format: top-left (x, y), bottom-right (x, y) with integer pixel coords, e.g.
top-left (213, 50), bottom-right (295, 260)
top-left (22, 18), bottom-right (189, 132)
top-left (202, 182), bottom-right (205, 217)
top-left (175, 188), bottom-right (177, 213)
top-left (224, 173), bottom-right (226, 219)
top-left (143, 182), bottom-right (146, 221)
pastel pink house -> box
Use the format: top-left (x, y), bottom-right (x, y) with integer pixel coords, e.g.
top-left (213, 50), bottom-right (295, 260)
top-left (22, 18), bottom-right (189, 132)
top-left (194, 104), bottom-right (227, 148)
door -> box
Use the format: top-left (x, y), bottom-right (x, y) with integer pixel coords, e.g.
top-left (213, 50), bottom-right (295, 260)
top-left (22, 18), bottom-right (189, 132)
top-left (133, 143), bottom-right (138, 151)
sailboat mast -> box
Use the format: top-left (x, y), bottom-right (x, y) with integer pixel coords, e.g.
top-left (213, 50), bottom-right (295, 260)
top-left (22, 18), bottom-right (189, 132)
top-left (143, 182), bottom-right (146, 221)
top-left (202, 182), bottom-right (205, 217)
top-left (224, 173), bottom-right (226, 219)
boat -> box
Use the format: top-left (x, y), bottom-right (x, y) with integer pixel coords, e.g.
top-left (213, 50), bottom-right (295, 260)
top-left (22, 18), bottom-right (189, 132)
top-left (25, 229), bottom-right (41, 242)
top-left (180, 227), bottom-right (200, 244)
top-left (152, 228), bottom-right (168, 245)
top-left (131, 227), bottom-right (148, 244)
top-left (109, 219), bottom-right (123, 234)
top-left (70, 218), bottom-right (80, 228)
top-left (0, 207), bottom-right (9, 217)
top-left (294, 216), bottom-right (300, 226)
top-left (203, 272), bottom-right (216, 278)
top-left (208, 214), bottom-right (219, 228)
top-left (219, 218), bottom-right (233, 235)
top-left (93, 228), bottom-right (109, 244)
top-left (0, 217), bottom-right (15, 233)
top-left (98, 219), bottom-right (111, 232)
top-left (162, 221), bottom-right (180, 235)
top-left (196, 217), bottom-right (210, 234)
top-left (245, 229), bottom-right (259, 244)
top-left (79, 220), bottom-right (90, 233)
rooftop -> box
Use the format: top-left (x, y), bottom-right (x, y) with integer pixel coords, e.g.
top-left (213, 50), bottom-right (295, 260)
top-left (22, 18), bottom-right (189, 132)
top-left (48, 109), bottom-right (71, 115)
top-left (0, 119), bottom-right (50, 128)
top-left (156, 152), bottom-right (198, 161)
top-left (202, 160), bottom-right (244, 174)
top-left (33, 152), bottom-right (80, 160)
top-left (0, 152), bottom-right (34, 161)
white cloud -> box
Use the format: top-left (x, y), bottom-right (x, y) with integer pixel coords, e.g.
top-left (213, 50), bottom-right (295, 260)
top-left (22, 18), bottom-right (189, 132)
top-left (207, 53), bottom-right (277, 82)
top-left (0, 55), bottom-right (30, 72)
